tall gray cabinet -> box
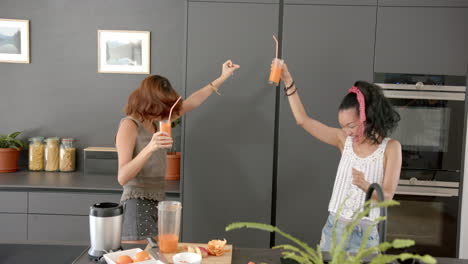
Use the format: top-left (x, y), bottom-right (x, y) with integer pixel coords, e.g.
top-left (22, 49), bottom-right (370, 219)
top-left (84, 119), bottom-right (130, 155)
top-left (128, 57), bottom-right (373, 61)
top-left (275, 2), bottom-right (377, 245)
top-left (182, 1), bottom-right (279, 247)
top-left (375, 2), bottom-right (468, 75)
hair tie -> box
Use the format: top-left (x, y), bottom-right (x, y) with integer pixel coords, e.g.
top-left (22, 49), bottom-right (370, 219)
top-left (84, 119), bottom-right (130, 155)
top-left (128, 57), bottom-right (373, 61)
top-left (348, 86), bottom-right (366, 142)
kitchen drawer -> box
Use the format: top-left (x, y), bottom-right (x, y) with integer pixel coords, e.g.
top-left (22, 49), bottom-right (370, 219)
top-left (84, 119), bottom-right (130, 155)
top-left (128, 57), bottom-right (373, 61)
top-left (28, 214), bottom-right (89, 243)
top-left (28, 191), bottom-right (121, 215)
top-left (0, 191), bottom-right (28, 213)
top-left (0, 213), bottom-right (27, 242)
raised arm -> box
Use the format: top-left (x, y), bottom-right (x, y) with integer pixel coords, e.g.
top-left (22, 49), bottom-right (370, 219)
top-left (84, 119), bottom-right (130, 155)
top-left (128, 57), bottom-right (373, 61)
top-left (279, 61), bottom-right (345, 149)
top-left (178, 60), bottom-right (240, 117)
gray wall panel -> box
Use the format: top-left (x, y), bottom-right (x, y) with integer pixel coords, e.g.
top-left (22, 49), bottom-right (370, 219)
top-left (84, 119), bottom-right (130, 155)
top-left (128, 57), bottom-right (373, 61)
top-left (375, 7), bottom-right (468, 75)
top-left (276, 4), bottom-right (376, 246)
top-left (0, 0), bottom-right (186, 169)
top-left (183, 2), bottom-right (278, 248)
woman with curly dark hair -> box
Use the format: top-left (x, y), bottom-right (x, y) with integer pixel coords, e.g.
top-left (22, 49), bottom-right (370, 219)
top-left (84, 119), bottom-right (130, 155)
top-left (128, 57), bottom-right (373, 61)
top-left (275, 60), bottom-right (401, 252)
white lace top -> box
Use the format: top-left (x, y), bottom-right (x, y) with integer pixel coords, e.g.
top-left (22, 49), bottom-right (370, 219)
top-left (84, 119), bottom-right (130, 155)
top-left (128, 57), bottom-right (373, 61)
top-left (328, 136), bottom-right (390, 221)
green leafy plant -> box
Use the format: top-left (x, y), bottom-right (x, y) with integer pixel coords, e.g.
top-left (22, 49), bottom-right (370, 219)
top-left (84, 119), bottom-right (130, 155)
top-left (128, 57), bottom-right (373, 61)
top-left (0, 132), bottom-right (27, 150)
top-left (171, 118), bottom-right (182, 128)
top-left (226, 199), bottom-right (436, 264)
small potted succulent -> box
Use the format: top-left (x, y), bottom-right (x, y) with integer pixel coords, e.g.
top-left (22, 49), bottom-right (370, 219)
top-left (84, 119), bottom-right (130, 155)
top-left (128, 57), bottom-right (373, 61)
top-left (226, 199), bottom-right (436, 264)
top-left (0, 132), bottom-right (27, 173)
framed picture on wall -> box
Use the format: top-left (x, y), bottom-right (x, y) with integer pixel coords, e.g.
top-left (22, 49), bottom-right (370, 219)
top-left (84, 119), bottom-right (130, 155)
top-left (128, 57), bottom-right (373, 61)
top-left (98, 30), bottom-right (150, 74)
top-left (0, 19), bottom-right (30, 64)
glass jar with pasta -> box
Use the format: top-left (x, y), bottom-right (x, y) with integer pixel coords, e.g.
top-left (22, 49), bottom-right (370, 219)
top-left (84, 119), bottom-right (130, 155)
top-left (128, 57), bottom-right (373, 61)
top-left (60, 138), bottom-right (76, 172)
top-left (28, 137), bottom-right (45, 171)
top-left (45, 137), bottom-right (60, 172)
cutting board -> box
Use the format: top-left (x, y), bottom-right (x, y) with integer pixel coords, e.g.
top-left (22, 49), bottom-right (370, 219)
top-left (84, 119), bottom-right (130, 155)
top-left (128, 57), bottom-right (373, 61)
top-left (145, 243), bottom-right (233, 264)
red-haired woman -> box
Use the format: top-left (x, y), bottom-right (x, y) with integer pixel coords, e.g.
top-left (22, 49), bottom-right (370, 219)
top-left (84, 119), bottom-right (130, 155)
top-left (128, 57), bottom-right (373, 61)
top-left (116, 60), bottom-right (240, 243)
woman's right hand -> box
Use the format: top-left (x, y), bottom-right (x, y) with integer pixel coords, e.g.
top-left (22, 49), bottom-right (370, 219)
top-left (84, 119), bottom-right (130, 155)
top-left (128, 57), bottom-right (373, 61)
top-left (271, 59), bottom-right (293, 86)
top-left (147, 132), bottom-right (173, 152)
top-left (280, 61), bottom-right (293, 86)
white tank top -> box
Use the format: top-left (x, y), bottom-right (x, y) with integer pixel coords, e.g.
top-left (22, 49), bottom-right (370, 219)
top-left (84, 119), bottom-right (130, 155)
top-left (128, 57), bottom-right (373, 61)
top-left (328, 136), bottom-right (390, 221)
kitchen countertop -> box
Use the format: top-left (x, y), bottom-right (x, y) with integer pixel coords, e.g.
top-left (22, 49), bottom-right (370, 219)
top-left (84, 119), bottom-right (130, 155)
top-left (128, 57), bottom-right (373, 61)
top-left (1, 243), bottom-right (466, 264)
top-left (74, 244), bottom-right (283, 264)
top-left (0, 170), bottom-right (180, 194)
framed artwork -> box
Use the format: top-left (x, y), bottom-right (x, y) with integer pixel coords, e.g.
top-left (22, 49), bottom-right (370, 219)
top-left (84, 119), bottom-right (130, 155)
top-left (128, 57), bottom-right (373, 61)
top-left (98, 30), bottom-right (150, 74)
top-left (0, 19), bottom-right (30, 63)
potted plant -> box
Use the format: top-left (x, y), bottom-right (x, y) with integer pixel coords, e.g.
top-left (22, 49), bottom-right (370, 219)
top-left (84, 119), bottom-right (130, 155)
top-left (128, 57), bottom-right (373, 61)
top-left (166, 118), bottom-right (182, 181)
top-left (226, 200), bottom-right (437, 264)
top-left (0, 132), bottom-right (27, 173)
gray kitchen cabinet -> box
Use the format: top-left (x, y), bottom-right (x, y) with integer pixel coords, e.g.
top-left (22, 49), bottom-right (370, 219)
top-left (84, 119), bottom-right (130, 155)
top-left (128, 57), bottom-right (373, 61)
top-left (28, 191), bottom-right (121, 215)
top-left (189, 0), bottom-right (278, 3)
top-left (0, 191), bottom-right (28, 213)
top-left (0, 214), bottom-right (27, 242)
top-left (378, 0), bottom-right (468, 7)
top-left (285, 0), bottom-right (377, 5)
top-left (183, 1), bottom-right (278, 247)
top-left (374, 6), bottom-right (468, 75)
top-left (276, 4), bottom-right (377, 245)
top-left (28, 214), bottom-right (89, 243)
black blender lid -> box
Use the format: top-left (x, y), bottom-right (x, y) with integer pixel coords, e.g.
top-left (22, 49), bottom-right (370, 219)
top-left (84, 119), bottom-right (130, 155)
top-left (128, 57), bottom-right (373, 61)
top-left (89, 202), bottom-right (123, 217)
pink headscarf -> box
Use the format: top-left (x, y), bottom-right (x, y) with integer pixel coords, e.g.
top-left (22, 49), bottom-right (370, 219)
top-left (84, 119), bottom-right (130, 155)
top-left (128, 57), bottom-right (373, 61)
top-left (348, 86), bottom-right (366, 142)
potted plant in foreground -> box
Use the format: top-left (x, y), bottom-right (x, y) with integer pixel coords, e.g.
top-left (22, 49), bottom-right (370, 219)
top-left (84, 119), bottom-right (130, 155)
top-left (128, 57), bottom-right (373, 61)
top-left (226, 199), bottom-right (436, 264)
top-left (166, 118), bottom-right (182, 181)
top-left (0, 132), bottom-right (27, 173)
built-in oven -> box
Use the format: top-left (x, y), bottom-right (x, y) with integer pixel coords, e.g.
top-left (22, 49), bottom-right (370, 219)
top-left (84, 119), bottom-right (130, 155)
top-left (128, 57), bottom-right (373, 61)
top-left (374, 73), bottom-right (467, 257)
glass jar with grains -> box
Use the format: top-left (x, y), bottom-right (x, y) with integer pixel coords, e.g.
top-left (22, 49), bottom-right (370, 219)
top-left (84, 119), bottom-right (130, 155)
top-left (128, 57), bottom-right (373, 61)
top-left (28, 137), bottom-right (45, 171)
top-left (59, 138), bottom-right (76, 172)
top-left (45, 137), bottom-right (60, 172)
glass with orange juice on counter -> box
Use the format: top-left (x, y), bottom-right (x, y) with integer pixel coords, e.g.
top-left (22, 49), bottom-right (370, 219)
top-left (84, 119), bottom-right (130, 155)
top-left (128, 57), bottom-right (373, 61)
top-left (158, 201), bottom-right (182, 253)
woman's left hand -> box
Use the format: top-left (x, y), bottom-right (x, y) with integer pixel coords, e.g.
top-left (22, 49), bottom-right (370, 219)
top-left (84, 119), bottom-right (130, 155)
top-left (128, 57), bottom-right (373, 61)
top-left (352, 168), bottom-right (370, 191)
top-left (221, 60), bottom-right (240, 79)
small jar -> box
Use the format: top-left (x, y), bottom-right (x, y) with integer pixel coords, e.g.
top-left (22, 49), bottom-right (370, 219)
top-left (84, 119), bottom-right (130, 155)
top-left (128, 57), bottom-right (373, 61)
top-left (59, 138), bottom-right (76, 172)
top-left (45, 137), bottom-right (60, 172)
top-left (28, 137), bottom-right (45, 171)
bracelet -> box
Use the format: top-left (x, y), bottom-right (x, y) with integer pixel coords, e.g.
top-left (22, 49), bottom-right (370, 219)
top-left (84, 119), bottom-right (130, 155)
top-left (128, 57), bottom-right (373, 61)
top-left (286, 87), bottom-right (297, 96)
top-left (283, 80), bottom-right (295, 93)
top-left (210, 82), bottom-right (221, 95)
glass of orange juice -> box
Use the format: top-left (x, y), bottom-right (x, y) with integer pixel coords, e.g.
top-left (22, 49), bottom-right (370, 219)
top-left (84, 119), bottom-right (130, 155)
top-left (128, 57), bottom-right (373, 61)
top-left (268, 58), bottom-right (283, 86)
top-left (159, 120), bottom-right (172, 137)
top-left (158, 201), bottom-right (182, 253)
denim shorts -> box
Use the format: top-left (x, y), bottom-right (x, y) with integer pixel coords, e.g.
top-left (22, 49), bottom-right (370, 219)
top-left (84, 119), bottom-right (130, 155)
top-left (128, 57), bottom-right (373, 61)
top-left (121, 198), bottom-right (158, 241)
top-left (319, 214), bottom-right (379, 253)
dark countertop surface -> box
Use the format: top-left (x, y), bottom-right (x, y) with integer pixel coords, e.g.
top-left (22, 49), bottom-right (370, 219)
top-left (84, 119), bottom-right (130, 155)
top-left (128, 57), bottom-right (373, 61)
top-left (0, 170), bottom-right (180, 194)
top-left (0, 243), bottom-right (466, 264)
top-left (73, 244), bottom-right (283, 264)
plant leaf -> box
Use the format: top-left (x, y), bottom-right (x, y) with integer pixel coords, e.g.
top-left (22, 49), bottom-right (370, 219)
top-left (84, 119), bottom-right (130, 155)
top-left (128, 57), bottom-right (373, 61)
top-left (8, 131), bottom-right (21, 139)
top-left (392, 239), bottom-right (415, 249)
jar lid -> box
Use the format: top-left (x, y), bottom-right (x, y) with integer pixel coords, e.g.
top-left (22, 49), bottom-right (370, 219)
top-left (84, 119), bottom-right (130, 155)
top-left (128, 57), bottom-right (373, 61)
top-left (62, 138), bottom-right (74, 142)
top-left (45, 137), bottom-right (60, 142)
top-left (29, 136), bottom-right (45, 142)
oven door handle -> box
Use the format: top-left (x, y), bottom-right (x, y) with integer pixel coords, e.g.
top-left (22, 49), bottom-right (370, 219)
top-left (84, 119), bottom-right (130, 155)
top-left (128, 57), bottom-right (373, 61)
top-left (383, 90), bottom-right (465, 101)
top-left (395, 185), bottom-right (459, 197)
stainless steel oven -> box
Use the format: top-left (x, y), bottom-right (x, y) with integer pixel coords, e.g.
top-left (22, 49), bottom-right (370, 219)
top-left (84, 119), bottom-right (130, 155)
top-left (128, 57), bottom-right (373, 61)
top-left (375, 73), bottom-right (467, 257)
